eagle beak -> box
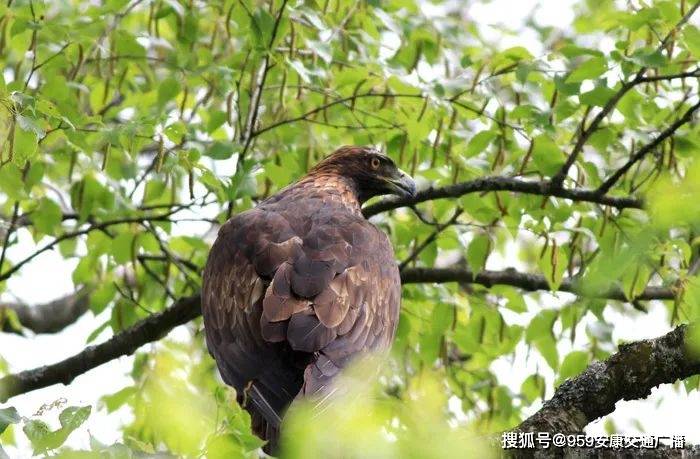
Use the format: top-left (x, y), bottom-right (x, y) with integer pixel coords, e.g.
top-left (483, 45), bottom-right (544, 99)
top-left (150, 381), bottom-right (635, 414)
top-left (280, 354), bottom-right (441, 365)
top-left (386, 169), bottom-right (416, 198)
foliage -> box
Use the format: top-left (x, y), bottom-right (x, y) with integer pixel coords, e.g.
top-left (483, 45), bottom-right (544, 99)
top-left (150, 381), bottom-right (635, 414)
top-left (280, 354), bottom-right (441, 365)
top-left (0, 0), bottom-right (699, 456)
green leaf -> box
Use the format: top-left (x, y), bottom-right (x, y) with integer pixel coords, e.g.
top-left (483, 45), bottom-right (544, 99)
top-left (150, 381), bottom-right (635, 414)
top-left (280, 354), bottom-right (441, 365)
top-left (111, 232), bottom-right (136, 264)
top-left (520, 374), bottom-right (545, 404)
top-left (142, 179), bottom-right (169, 206)
top-left (466, 234), bottom-right (490, 273)
top-left (158, 77), bottom-right (181, 107)
top-left (430, 302), bottom-right (453, 335)
top-left (465, 131), bottom-right (497, 157)
top-left (71, 175), bottom-right (115, 219)
top-left (559, 45), bottom-right (604, 59)
top-left (0, 407), bottom-right (20, 434)
top-left (12, 122), bottom-right (38, 165)
top-left (566, 57), bottom-right (607, 82)
top-left (101, 387), bottom-right (136, 413)
top-left (90, 283), bottom-right (116, 315)
top-left (265, 162), bottom-right (296, 188)
top-left (0, 308), bottom-right (22, 332)
top-left (537, 242), bottom-right (567, 291)
top-left (534, 336), bottom-right (559, 370)
top-left (250, 7), bottom-right (275, 49)
top-left (23, 406), bottom-right (91, 453)
top-left (36, 98), bottom-right (62, 118)
top-left (33, 198), bottom-right (62, 234)
top-left (683, 25), bottom-right (700, 58)
top-left (86, 320), bottom-right (110, 343)
top-left (23, 420), bottom-right (53, 451)
top-left (59, 406), bottom-right (91, 431)
top-left (206, 141), bottom-right (236, 160)
top-left (114, 30), bottom-right (146, 57)
top-left (531, 134), bottom-right (565, 176)
top-left (558, 351), bottom-right (589, 382)
top-left (0, 166), bottom-right (26, 200)
top-left (579, 86), bottom-right (615, 107)
top-left (627, 48), bottom-right (666, 67)
top-left (72, 255), bottom-right (98, 284)
top-left (526, 309), bottom-right (558, 342)
top-left (164, 120), bottom-right (186, 143)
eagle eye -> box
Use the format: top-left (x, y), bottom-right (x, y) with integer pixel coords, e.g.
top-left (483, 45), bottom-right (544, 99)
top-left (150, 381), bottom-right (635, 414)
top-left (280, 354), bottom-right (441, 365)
top-left (370, 157), bottom-right (380, 170)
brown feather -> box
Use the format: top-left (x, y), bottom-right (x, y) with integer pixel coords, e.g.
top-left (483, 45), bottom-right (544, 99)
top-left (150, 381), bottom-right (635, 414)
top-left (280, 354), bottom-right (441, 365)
top-left (201, 146), bottom-right (406, 453)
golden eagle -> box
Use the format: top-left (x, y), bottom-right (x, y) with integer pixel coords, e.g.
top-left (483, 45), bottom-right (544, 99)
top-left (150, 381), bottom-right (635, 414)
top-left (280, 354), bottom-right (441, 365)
top-left (202, 146), bottom-right (416, 450)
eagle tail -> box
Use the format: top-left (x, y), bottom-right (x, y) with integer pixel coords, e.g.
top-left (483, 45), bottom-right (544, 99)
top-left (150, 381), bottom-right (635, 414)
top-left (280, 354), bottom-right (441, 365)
top-left (248, 409), bottom-right (280, 455)
top-left (244, 383), bottom-right (283, 455)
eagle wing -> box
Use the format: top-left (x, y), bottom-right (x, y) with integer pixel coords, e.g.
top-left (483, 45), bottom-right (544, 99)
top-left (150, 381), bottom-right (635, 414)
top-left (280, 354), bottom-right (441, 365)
top-left (202, 203), bottom-right (400, 425)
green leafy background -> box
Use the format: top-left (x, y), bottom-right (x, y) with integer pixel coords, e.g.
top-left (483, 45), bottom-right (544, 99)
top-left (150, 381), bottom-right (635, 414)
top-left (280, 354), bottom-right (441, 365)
top-left (0, 0), bottom-right (699, 457)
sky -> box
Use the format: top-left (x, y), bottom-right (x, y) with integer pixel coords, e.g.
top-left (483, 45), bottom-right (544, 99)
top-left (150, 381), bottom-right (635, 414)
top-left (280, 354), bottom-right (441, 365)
top-left (2, 0), bottom-right (700, 456)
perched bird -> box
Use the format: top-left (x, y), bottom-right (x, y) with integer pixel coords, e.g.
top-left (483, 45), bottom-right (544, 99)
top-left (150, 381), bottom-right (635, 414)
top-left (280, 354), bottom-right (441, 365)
top-left (201, 146), bottom-right (416, 452)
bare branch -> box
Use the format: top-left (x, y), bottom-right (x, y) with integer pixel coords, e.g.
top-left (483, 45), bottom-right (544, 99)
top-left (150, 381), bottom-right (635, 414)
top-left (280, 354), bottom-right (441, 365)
top-left (0, 212), bottom-right (182, 283)
top-left (637, 68), bottom-right (700, 83)
top-left (252, 92), bottom-right (528, 141)
top-left (0, 202), bottom-right (20, 273)
top-left (398, 208), bottom-right (463, 271)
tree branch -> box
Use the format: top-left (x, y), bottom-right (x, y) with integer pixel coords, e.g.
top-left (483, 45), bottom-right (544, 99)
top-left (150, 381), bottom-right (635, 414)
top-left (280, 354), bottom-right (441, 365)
top-left (596, 98), bottom-right (700, 195)
top-left (0, 212), bottom-right (182, 283)
top-left (362, 176), bottom-right (642, 218)
top-left (0, 263), bottom-right (681, 402)
top-left (0, 294), bottom-right (201, 403)
top-left (0, 202), bottom-right (20, 273)
top-left (1, 287), bottom-right (92, 334)
top-left (239, 0), bottom-right (289, 159)
top-left (400, 266), bottom-right (674, 302)
top-left (516, 324), bottom-right (700, 434)
top-left (549, 1), bottom-right (700, 189)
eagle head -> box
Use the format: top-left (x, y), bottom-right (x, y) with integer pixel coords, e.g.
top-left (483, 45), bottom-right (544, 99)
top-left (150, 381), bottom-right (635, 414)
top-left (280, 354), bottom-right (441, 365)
top-left (311, 145), bottom-right (417, 202)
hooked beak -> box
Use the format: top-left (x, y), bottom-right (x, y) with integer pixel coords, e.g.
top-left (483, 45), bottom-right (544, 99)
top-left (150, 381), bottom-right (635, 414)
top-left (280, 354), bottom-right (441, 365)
top-left (386, 168), bottom-right (416, 198)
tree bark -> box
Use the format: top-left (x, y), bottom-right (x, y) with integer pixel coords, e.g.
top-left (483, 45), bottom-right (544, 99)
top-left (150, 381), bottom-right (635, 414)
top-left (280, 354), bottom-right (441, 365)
top-left (507, 325), bottom-right (700, 458)
top-left (0, 294), bottom-right (200, 402)
top-left (1, 287), bottom-right (92, 334)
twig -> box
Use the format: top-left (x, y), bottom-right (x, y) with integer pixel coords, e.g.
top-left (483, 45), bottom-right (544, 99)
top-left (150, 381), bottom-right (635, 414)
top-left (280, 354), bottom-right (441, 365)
top-left (596, 98), bottom-right (700, 195)
top-left (550, 3), bottom-right (700, 189)
top-left (399, 209), bottom-right (463, 271)
top-left (239, 0), bottom-right (290, 160)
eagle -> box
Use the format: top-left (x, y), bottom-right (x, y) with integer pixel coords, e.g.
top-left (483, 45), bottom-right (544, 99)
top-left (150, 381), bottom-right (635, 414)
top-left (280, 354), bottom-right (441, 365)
top-left (201, 145), bottom-right (416, 451)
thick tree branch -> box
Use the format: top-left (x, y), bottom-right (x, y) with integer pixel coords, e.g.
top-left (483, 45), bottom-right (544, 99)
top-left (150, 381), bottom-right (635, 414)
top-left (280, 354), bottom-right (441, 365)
top-left (0, 264), bottom-right (681, 402)
top-left (0, 294), bottom-right (201, 402)
top-left (1, 287), bottom-right (92, 334)
top-left (362, 176), bottom-right (642, 218)
top-left (516, 325), bottom-right (700, 434)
